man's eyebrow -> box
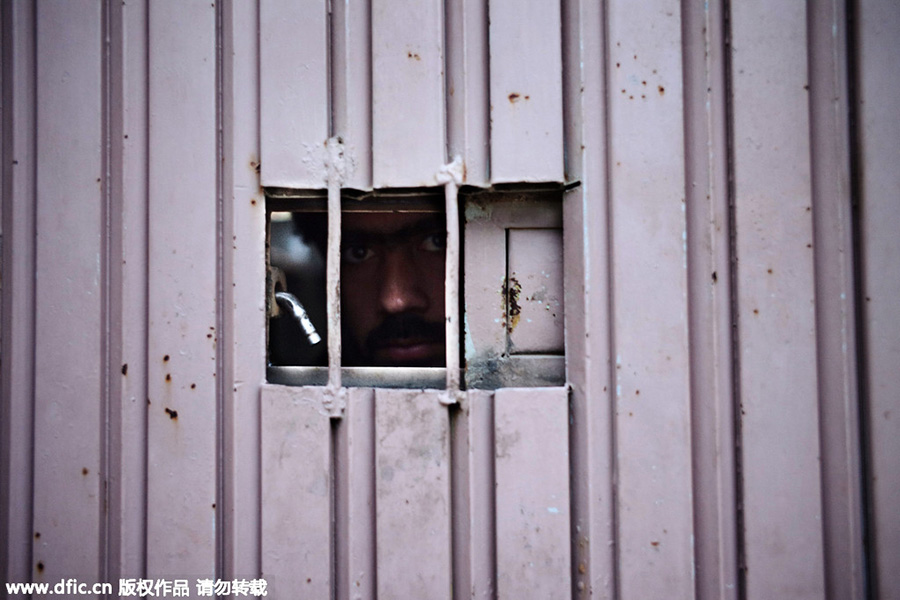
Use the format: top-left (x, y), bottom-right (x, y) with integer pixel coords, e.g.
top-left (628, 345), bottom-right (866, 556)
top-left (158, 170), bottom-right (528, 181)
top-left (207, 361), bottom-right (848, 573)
top-left (343, 216), bottom-right (445, 246)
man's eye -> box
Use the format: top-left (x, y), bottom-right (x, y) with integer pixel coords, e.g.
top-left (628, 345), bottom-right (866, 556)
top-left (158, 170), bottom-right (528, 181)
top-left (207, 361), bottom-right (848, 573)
top-left (342, 245), bottom-right (375, 264)
top-left (421, 233), bottom-right (446, 252)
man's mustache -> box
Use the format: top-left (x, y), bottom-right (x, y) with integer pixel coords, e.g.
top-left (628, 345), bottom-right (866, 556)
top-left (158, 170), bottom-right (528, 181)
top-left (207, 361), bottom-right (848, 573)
top-left (365, 313), bottom-right (445, 352)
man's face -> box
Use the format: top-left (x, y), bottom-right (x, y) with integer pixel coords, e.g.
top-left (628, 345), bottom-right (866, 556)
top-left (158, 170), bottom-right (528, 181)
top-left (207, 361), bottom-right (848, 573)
top-left (340, 212), bottom-right (446, 367)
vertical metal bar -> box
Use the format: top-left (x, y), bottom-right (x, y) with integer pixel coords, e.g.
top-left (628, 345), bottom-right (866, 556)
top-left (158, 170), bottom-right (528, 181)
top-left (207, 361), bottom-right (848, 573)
top-left (326, 137), bottom-right (343, 394)
top-left (441, 157), bottom-right (462, 398)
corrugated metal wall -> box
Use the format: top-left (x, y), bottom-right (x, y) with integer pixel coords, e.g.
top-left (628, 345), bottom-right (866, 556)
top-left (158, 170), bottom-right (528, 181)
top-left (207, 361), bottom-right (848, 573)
top-left (1, 1), bottom-right (898, 599)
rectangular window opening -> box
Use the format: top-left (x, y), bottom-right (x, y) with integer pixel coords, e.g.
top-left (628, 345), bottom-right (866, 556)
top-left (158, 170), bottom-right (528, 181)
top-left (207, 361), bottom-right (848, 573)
top-left (266, 186), bottom-right (566, 389)
top-left (267, 189), bottom-right (458, 389)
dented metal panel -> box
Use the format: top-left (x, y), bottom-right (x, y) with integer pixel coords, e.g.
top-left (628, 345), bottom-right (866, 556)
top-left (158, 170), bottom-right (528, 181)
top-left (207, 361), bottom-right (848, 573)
top-left (259, 0), bottom-right (329, 187)
top-left (261, 386), bottom-right (333, 596)
top-left (32, 0), bottom-right (104, 583)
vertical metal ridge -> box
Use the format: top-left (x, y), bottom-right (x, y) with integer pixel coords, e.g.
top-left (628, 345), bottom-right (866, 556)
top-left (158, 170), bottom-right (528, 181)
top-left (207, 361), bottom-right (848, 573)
top-left (140, 0), bottom-right (151, 577)
top-left (682, 0), bottom-right (739, 596)
top-left (601, 0), bottom-right (621, 593)
top-left (214, 0), bottom-right (230, 584)
top-left (844, 0), bottom-right (876, 595)
top-left (0, 0), bottom-right (38, 586)
top-left (720, 0), bottom-right (746, 595)
top-left (100, 0), bottom-right (113, 590)
top-left (560, 0), bottom-right (618, 596)
top-left (807, 0), bottom-right (867, 598)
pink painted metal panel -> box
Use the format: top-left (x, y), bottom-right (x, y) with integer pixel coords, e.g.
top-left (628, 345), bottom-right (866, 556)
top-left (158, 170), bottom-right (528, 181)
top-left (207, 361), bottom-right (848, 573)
top-left (856, 0), bottom-right (900, 597)
top-left (730, 2), bottom-right (826, 597)
top-left (32, 0), bottom-right (104, 583)
top-left (222, 0), bottom-right (265, 581)
top-left (374, 389), bottom-right (452, 600)
top-left (331, 0), bottom-right (373, 190)
top-left (507, 228), bottom-right (564, 353)
top-left (451, 390), bottom-right (496, 600)
top-left (261, 385), bottom-right (332, 597)
top-left (606, 2), bottom-right (695, 597)
top-left (489, 0), bottom-right (564, 184)
top-left (681, 0), bottom-right (739, 597)
top-left (808, 0), bottom-right (866, 597)
top-left (560, 0), bottom-right (618, 595)
top-left (463, 205), bottom-right (507, 367)
top-left (146, 0), bottom-right (219, 577)
top-left (494, 387), bottom-right (570, 599)
top-left (334, 388), bottom-right (376, 600)
top-left (259, 0), bottom-right (329, 188)
top-left (0, 0), bottom-right (37, 585)
top-left (464, 197), bottom-right (563, 382)
top-left (445, 0), bottom-right (489, 186)
top-left (107, 0), bottom-right (150, 580)
top-left (372, 0), bottom-right (446, 187)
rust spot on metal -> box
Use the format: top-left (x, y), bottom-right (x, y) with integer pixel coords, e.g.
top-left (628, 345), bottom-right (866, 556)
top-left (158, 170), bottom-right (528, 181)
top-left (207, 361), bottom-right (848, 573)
top-left (501, 276), bottom-right (522, 332)
top-left (658, 85), bottom-right (665, 95)
top-left (212, 503), bottom-right (216, 509)
top-left (165, 408), bottom-right (178, 420)
top-left (407, 51), bottom-right (421, 61)
top-left (651, 541), bottom-right (660, 548)
top-left (509, 92), bottom-right (521, 102)
top-left (34, 532), bottom-right (40, 539)
top-left (165, 373), bottom-right (172, 382)
top-left (163, 354), bottom-right (170, 362)
top-left (82, 467), bottom-right (89, 476)
top-left (37, 561), bottom-right (44, 573)
top-left (190, 383), bottom-right (196, 390)
top-left (712, 271), bottom-right (718, 283)
top-left (121, 363), bottom-right (128, 375)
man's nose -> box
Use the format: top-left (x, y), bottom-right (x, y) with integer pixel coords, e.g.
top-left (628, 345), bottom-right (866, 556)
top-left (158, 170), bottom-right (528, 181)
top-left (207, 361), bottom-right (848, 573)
top-left (378, 248), bottom-right (428, 314)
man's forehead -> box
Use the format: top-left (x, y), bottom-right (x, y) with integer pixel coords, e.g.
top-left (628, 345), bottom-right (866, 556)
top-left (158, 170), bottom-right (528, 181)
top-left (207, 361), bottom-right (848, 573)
top-left (343, 212), bottom-right (444, 236)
